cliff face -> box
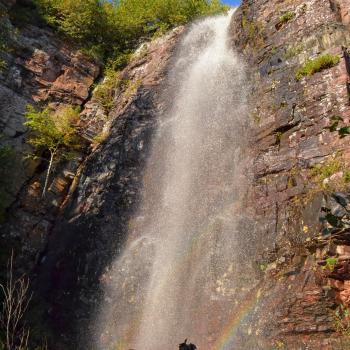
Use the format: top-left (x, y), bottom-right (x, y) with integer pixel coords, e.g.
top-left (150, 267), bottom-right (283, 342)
top-left (30, 28), bottom-right (184, 349)
top-left (0, 0), bottom-right (100, 214)
top-left (231, 0), bottom-right (350, 348)
top-left (3, 0), bottom-right (350, 349)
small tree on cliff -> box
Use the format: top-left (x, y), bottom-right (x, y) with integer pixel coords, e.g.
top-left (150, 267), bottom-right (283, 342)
top-left (24, 105), bottom-right (80, 197)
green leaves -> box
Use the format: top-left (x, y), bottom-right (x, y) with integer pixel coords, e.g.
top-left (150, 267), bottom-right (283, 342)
top-left (338, 126), bottom-right (350, 138)
top-left (325, 115), bottom-right (343, 132)
top-left (35, 0), bottom-right (227, 61)
top-left (323, 257), bottom-right (338, 271)
top-left (325, 115), bottom-right (350, 139)
top-left (295, 54), bottom-right (340, 81)
top-left (24, 104), bottom-right (80, 157)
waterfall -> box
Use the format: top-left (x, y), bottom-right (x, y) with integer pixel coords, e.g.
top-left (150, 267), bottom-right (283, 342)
top-left (96, 10), bottom-right (254, 350)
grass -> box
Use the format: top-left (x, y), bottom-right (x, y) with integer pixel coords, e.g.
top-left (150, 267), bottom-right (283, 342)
top-left (0, 59), bottom-right (6, 72)
top-left (295, 54), bottom-right (340, 81)
top-left (279, 11), bottom-right (296, 25)
top-left (300, 155), bottom-right (350, 204)
top-left (310, 157), bottom-right (344, 183)
top-left (309, 156), bottom-right (350, 192)
top-left (241, 15), bottom-right (265, 50)
top-left (284, 44), bottom-right (304, 60)
top-left (93, 69), bottom-right (122, 113)
top-left (334, 305), bottom-right (350, 336)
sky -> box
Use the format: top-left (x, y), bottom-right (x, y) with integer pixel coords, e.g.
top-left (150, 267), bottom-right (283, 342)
top-left (223, 0), bottom-right (241, 6)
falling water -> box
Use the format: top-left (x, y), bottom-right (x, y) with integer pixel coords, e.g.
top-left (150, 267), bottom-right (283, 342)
top-left (96, 10), bottom-right (257, 350)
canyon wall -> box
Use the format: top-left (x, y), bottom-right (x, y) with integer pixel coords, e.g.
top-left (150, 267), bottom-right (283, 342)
top-left (2, 0), bottom-right (350, 349)
top-left (231, 0), bottom-right (350, 348)
top-left (0, 0), bottom-right (100, 216)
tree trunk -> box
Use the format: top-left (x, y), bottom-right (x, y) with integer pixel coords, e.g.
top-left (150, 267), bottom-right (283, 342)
top-left (42, 152), bottom-right (54, 198)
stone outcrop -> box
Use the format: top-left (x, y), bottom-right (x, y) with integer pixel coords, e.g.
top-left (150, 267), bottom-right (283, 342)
top-left (26, 28), bottom-right (184, 349)
top-left (3, 0), bottom-right (350, 348)
top-left (0, 0), bottom-right (100, 212)
top-left (230, 0), bottom-right (350, 348)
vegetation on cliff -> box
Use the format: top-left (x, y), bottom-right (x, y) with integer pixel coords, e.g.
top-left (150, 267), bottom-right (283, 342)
top-left (24, 105), bottom-right (81, 197)
top-left (295, 54), bottom-right (340, 81)
top-left (34, 0), bottom-right (227, 62)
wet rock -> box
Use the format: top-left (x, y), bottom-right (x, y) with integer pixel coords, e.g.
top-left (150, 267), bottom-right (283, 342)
top-left (230, 0), bottom-right (350, 347)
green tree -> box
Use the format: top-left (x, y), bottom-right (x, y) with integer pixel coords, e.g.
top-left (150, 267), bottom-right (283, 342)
top-left (24, 105), bottom-right (80, 197)
top-left (34, 0), bottom-right (227, 60)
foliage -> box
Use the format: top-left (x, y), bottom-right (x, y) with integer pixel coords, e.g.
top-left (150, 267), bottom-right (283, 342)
top-left (322, 257), bottom-right (338, 271)
top-left (241, 14), bottom-right (265, 49)
top-left (25, 105), bottom-right (79, 156)
top-left (93, 129), bottom-right (109, 145)
top-left (24, 105), bottom-right (80, 196)
top-left (308, 155), bottom-right (350, 193)
top-left (295, 54), bottom-right (340, 81)
top-left (93, 69), bottom-right (122, 113)
top-left (325, 115), bottom-right (350, 139)
top-left (334, 305), bottom-right (350, 336)
top-left (310, 157), bottom-right (343, 184)
top-left (278, 11), bottom-right (295, 25)
top-left (319, 193), bottom-right (350, 235)
top-left (34, 0), bottom-right (227, 61)
top-left (284, 44), bottom-right (304, 60)
top-left (123, 78), bottom-right (142, 98)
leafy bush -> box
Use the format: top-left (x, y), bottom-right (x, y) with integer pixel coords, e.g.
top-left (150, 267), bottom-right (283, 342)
top-left (325, 115), bottom-right (350, 138)
top-left (93, 69), bottom-right (122, 113)
top-left (295, 54), bottom-right (340, 81)
top-left (309, 155), bottom-right (350, 194)
top-left (241, 15), bottom-right (265, 50)
top-left (279, 11), bottom-right (295, 24)
top-left (25, 105), bottom-right (81, 197)
top-left (323, 257), bottom-right (338, 271)
top-left (34, 0), bottom-right (227, 61)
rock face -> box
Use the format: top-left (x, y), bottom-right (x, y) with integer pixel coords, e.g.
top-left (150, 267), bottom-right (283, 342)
top-left (2, 0), bottom-right (350, 348)
top-left (0, 0), bottom-right (100, 211)
top-left (230, 0), bottom-right (350, 348)
top-left (30, 28), bottom-right (184, 349)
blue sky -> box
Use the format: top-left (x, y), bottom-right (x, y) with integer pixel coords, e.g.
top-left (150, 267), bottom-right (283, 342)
top-left (223, 0), bottom-right (241, 6)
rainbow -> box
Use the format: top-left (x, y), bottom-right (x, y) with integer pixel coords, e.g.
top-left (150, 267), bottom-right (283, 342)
top-left (212, 286), bottom-right (264, 350)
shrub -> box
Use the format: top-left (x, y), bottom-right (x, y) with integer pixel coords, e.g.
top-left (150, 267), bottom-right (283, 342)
top-left (279, 11), bottom-right (296, 24)
top-left (241, 15), bottom-right (265, 50)
top-left (308, 155), bottom-right (350, 194)
top-left (34, 0), bottom-right (228, 61)
top-left (93, 69), bottom-right (122, 113)
top-left (323, 257), bottom-right (338, 271)
top-left (325, 115), bottom-right (350, 139)
top-left (295, 54), bottom-right (340, 81)
top-left (24, 105), bottom-right (81, 197)
top-left (334, 305), bottom-right (350, 336)
top-left (0, 253), bottom-right (32, 350)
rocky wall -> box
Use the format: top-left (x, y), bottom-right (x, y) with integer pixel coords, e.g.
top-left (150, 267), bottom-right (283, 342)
top-left (25, 28), bottom-right (185, 349)
top-left (230, 0), bottom-right (350, 348)
top-left (0, 0), bottom-right (100, 213)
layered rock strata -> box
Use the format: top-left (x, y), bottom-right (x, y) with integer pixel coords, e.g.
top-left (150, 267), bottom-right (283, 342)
top-left (231, 0), bottom-right (350, 348)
